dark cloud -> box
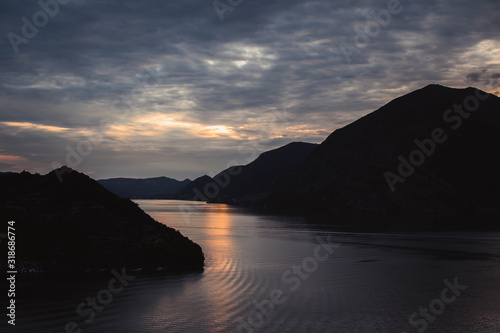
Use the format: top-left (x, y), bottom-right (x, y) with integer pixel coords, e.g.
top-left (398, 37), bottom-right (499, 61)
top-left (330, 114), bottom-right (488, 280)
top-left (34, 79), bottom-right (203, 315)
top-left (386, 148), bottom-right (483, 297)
top-left (1, 0), bottom-right (499, 178)
top-left (466, 70), bottom-right (488, 83)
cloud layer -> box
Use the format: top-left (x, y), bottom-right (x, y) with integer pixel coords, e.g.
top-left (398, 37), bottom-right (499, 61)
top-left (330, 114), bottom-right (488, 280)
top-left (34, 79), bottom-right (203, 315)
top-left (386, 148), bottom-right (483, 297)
top-left (1, 0), bottom-right (499, 179)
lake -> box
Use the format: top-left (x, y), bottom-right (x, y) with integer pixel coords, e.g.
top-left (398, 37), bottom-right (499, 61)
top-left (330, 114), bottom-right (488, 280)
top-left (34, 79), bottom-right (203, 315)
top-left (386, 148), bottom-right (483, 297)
top-left (8, 200), bottom-right (500, 332)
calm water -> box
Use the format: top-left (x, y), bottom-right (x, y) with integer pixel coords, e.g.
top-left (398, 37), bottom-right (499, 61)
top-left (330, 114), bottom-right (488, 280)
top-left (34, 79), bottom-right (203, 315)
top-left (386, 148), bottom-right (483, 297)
top-left (6, 200), bottom-right (500, 332)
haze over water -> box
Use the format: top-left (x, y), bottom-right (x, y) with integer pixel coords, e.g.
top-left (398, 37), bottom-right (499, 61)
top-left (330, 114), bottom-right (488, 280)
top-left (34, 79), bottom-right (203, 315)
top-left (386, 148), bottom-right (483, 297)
top-left (10, 200), bottom-right (500, 332)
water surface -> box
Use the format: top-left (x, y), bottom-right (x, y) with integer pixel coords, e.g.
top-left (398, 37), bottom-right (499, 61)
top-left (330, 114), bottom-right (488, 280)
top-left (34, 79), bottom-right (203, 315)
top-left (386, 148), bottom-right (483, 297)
top-left (7, 200), bottom-right (500, 332)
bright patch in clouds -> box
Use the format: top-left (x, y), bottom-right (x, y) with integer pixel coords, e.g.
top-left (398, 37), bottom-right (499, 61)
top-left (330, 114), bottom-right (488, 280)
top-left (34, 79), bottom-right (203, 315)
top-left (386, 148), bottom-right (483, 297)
top-left (1, 122), bottom-right (92, 139)
top-left (104, 113), bottom-right (239, 143)
top-left (205, 125), bottom-right (233, 135)
top-left (136, 114), bottom-right (194, 128)
top-left (0, 154), bottom-right (26, 162)
top-left (2, 122), bottom-right (72, 133)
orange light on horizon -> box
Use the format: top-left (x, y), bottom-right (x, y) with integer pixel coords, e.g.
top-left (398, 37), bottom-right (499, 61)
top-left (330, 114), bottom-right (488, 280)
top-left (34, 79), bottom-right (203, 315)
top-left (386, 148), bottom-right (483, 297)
top-left (0, 154), bottom-right (27, 162)
top-left (0, 154), bottom-right (49, 174)
top-left (1, 121), bottom-right (71, 133)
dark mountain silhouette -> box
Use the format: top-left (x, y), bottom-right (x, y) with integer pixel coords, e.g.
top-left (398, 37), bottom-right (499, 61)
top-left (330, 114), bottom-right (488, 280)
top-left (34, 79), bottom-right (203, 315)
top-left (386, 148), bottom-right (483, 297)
top-left (98, 176), bottom-right (191, 199)
top-left (267, 85), bottom-right (500, 216)
top-left (210, 142), bottom-right (318, 204)
top-left (175, 175), bottom-right (215, 201)
top-left (0, 167), bottom-right (204, 273)
top-left (174, 142), bottom-right (318, 204)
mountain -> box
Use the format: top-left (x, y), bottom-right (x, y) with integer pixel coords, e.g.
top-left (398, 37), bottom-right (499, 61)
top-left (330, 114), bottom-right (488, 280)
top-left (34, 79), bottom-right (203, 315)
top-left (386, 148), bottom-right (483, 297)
top-left (212, 142), bottom-right (318, 204)
top-left (0, 167), bottom-right (204, 273)
top-left (175, 175), bottom-right (215, 201)
top-left (267, 85), bottom-right (500, 216)
top-left (98, 176), bottom-right (191, 199)
top-left (175, 142), bottom-right (318, 204)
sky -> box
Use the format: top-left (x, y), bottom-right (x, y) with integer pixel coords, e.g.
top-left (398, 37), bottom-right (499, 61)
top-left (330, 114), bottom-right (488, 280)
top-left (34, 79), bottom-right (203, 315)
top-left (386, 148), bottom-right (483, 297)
top-left (1, 0), bottom-right (499, 180)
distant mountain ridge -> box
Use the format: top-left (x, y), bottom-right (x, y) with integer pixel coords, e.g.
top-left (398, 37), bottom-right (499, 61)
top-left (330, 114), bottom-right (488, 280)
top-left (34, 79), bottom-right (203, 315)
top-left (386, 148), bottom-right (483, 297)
top-left (209, 142), bottom-right (318, 204)
top-left (98, 176), bottom-right (191, 199)
top-left (175, 175), bottom-right (215, 201)
top-left (173, 142), bottom-right (318, 204)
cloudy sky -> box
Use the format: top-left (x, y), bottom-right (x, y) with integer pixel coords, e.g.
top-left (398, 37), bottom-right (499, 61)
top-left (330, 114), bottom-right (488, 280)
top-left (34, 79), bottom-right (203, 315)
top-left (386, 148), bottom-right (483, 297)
top-left (1, 0), bottom-right (499, 180)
